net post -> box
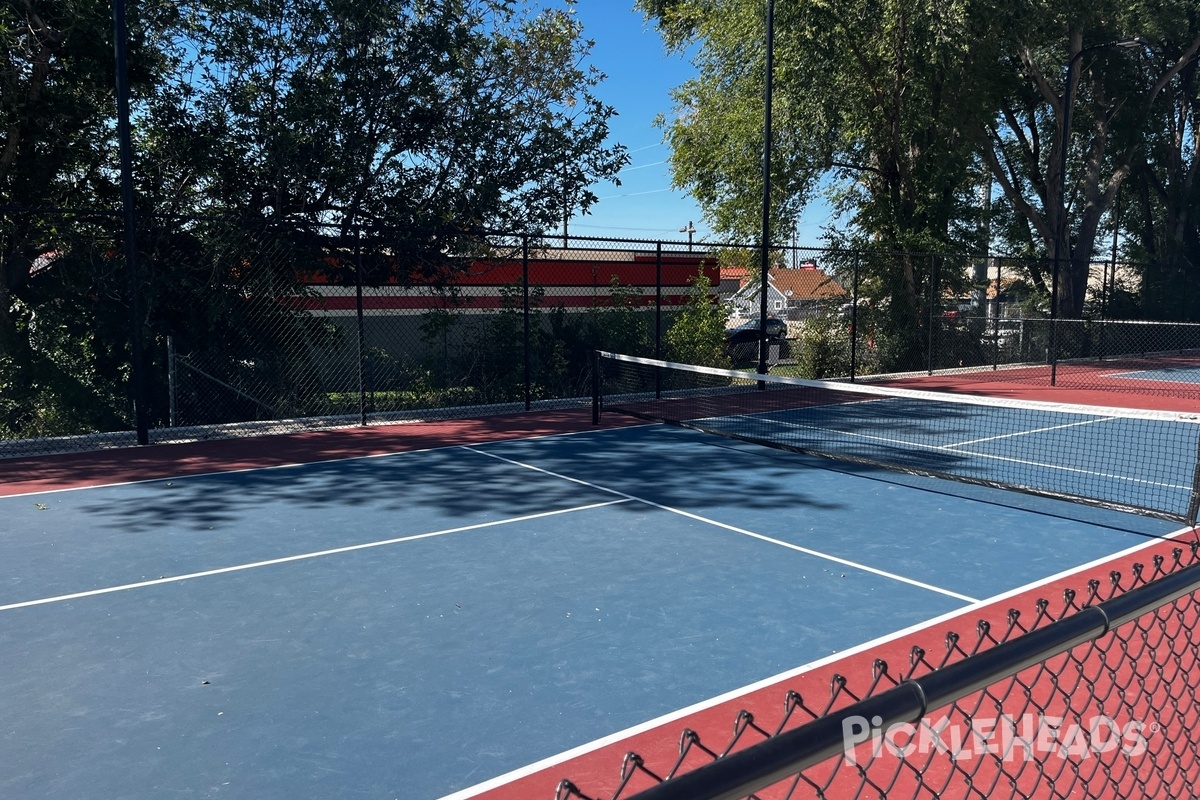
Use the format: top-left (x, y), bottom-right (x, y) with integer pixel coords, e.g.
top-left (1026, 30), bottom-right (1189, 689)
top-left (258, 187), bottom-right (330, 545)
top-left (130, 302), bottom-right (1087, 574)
top-left (591, 350), bottom-right (601, 425)
top-left (1188, 437), bottom-right (1200, 527)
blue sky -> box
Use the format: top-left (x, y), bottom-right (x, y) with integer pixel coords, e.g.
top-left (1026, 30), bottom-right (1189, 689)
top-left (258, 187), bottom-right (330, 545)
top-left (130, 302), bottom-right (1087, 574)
top-left (564, 2), bottom-right (836, 247)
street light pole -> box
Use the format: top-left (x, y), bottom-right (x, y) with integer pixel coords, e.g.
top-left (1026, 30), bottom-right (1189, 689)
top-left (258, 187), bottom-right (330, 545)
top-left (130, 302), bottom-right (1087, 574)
top-left (758, 0), bottom-right (775, 377)
top-left (1049, 36), bottom-right (1145, 385)
top-left (113, 0), bottom-right (149, 445)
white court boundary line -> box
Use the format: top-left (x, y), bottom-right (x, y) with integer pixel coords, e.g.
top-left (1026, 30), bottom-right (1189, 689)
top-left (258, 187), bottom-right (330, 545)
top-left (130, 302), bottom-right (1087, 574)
top-left (465, 447), bottom-right (979, 604)
top-left (757, 415), bottom-right (1193, 493)
top-left (0, 498), bottom-right (630, 613)
top-left (439, 521), bottom-right (1199, 800)
top-left (1, 424), bottom-right (653, 500)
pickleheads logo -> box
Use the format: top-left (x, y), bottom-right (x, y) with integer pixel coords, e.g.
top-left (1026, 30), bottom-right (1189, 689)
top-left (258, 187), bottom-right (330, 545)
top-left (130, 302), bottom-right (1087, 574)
top-left (841, 713), bottom-right (1151, 766)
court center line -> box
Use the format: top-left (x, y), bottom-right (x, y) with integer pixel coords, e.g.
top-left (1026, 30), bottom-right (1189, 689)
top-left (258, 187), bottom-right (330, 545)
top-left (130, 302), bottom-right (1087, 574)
top-left (0, 499), bottom-right (631, 613)
top-left (948, 415), bottom-right (1116, 447)
top-left (463, 447), bottom-right (979, 604)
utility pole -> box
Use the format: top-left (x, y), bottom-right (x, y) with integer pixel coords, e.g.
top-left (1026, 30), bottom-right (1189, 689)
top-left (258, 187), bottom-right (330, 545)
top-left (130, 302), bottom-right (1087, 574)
top-left (678, 221), bottom-right (696, 251)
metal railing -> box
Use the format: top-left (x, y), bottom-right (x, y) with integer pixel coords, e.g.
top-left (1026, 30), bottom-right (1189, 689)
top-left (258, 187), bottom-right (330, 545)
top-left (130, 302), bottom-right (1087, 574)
top-left (557, 543), bottom-right (1200, 800)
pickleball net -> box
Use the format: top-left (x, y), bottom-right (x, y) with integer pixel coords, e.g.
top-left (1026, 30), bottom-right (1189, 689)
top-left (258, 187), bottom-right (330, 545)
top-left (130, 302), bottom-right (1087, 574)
top-left (592, 351), bottom-right (1200, 525)
top-left (560, 351), bottom-right (1200, 800)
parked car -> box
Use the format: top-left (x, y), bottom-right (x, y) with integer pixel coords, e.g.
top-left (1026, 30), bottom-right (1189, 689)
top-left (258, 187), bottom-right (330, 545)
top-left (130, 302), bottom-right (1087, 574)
top-left (725, 317), bottom-right (788, 342)
top-left (725, 317), bottom-right (790, 364)
top-left (992, 319), bottom-right (1024, 349)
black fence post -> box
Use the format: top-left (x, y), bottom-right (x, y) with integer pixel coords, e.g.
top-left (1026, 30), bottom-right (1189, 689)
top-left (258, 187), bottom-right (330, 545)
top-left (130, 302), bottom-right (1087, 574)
top-left (655, 242), bottom-right (662, 400)
top-left (991, 256), bottom-right (1001, 370)
top-left (1049, 254), bottom-right (1060, 386)
top-left (522, 234), bottom-right (531, 411)
top-left (655, 242), bottom-right (663, 361)
top-left (167, 335), bottom-right (177, 427)
top-left (927, 253), bottom-right (937, 375)
top-left (849, 252), bottom-right (860, 381)
top-left (113, 0), bottom-right (148, 444)
top-left (354, 227), bottom-right (367, 426)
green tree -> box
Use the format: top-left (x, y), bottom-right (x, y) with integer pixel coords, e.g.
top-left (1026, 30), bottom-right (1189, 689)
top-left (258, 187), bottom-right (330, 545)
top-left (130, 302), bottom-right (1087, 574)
top-left (665, 268), bottom-right (729, 367)
top-left (639, 0), bottom-right (986, 251)
top-left (977, 2), bottom-right (1199, 318)
top-left (169, 0), bottom-right (627, 234)
top-left (0, 0), bottom-right (182, 435)
top-left (641, 1), bottom-right (1199, 326)
top-left (1, 0), bottom-right (632, 437)
top-left (639, 0), bottom-right (989, 372)
top-left (1124, 6), bottom-right (1200, 319)
top-left (794, 312), bottom-right (854, 379)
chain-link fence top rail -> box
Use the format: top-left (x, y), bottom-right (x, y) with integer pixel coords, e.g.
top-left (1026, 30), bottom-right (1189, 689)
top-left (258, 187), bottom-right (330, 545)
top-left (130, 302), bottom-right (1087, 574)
top-left (555, 541), bottom-right (1200, 800)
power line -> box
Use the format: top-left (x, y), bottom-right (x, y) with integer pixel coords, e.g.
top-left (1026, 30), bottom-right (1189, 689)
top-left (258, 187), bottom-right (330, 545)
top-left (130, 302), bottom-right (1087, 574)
top-left (596, 187), bottom-right (674, 200)
top-left (617, 160), bottom-right (668, 173)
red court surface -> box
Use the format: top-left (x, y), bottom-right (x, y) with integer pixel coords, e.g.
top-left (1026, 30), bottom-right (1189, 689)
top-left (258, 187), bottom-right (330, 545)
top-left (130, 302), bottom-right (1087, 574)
top-left (880, 362), bottom-right (1200, 413)
top-left (1, 409), bottom-right (636, 497)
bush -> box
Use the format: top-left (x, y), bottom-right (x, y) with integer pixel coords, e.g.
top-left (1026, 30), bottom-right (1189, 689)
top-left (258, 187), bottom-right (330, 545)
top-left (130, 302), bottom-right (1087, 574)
top-left (665, 270), bottom-right (730, 367)
top-left (795, 314), bottom-right (854, 378)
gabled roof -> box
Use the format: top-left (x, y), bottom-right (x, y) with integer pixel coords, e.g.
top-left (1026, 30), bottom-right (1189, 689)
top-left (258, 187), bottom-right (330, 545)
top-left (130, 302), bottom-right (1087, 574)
top-left (765, 267), bottom-right (846, 300)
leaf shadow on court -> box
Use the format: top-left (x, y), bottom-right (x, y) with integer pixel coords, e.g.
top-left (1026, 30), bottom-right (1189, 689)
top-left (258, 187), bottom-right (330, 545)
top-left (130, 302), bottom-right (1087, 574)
top-left (72, 425), bottom-right (861, 535)
top-left (68, 421), bottom-right (1173, 543)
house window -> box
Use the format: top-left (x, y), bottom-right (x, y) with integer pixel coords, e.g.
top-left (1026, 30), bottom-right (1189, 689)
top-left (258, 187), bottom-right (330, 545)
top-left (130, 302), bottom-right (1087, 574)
top-left (773, 300), bottom-right (784, 311)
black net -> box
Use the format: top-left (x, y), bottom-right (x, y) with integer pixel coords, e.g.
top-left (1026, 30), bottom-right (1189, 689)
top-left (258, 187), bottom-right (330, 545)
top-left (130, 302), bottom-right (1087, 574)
top-left (594, 352), bottom-right (1200, 525)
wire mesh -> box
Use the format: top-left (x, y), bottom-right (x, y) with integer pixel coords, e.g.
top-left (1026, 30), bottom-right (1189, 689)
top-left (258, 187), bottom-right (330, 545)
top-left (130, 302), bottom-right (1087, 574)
top-left (4, 207), bottom-right (1199, 458)
top-left (556, 542), bottom-right (1200, 800)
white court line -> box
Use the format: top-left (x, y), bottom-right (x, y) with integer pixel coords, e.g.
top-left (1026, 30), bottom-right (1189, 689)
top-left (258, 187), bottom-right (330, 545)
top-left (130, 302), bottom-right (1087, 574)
top-left (0, 499), bottom-right (630, 613)
top-left (463, 447), bottom-right (979, 604)
top-left (1, 424), bottom-right (653, 500)
top-left (439, 521), bottom-right (1199, 800)
top-left (949, 415), bottom-right (1116, 447)
top-left (761, 417), bottom-right (1192, 492)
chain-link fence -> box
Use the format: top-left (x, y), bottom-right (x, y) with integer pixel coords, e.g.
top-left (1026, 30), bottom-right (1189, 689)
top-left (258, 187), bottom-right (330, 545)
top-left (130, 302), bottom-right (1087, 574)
top-left (556, 541), bottom-right (1200, 800)
top-left (3, 208), bottom-right (1195, 457)
top-left (749, 250), bottom-right (1200, 401)
top-left (1, 209), bottom-right (720, 455)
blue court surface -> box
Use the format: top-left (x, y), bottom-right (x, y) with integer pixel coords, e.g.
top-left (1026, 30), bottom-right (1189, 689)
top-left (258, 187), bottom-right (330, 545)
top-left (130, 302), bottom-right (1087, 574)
top-left (1112, 363), bottom-right (1200, 385)
top-left (0, 422), bottom-right (1182, 799)
top-left (696, 395), bottom-right (1200, 520)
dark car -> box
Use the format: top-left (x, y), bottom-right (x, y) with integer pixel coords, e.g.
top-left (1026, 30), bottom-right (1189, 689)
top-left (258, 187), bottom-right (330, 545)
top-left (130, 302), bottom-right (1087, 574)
top-left (724, 317), bottom-right (788, 342)
top-left (725, 317), bottom-right (789, 364)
